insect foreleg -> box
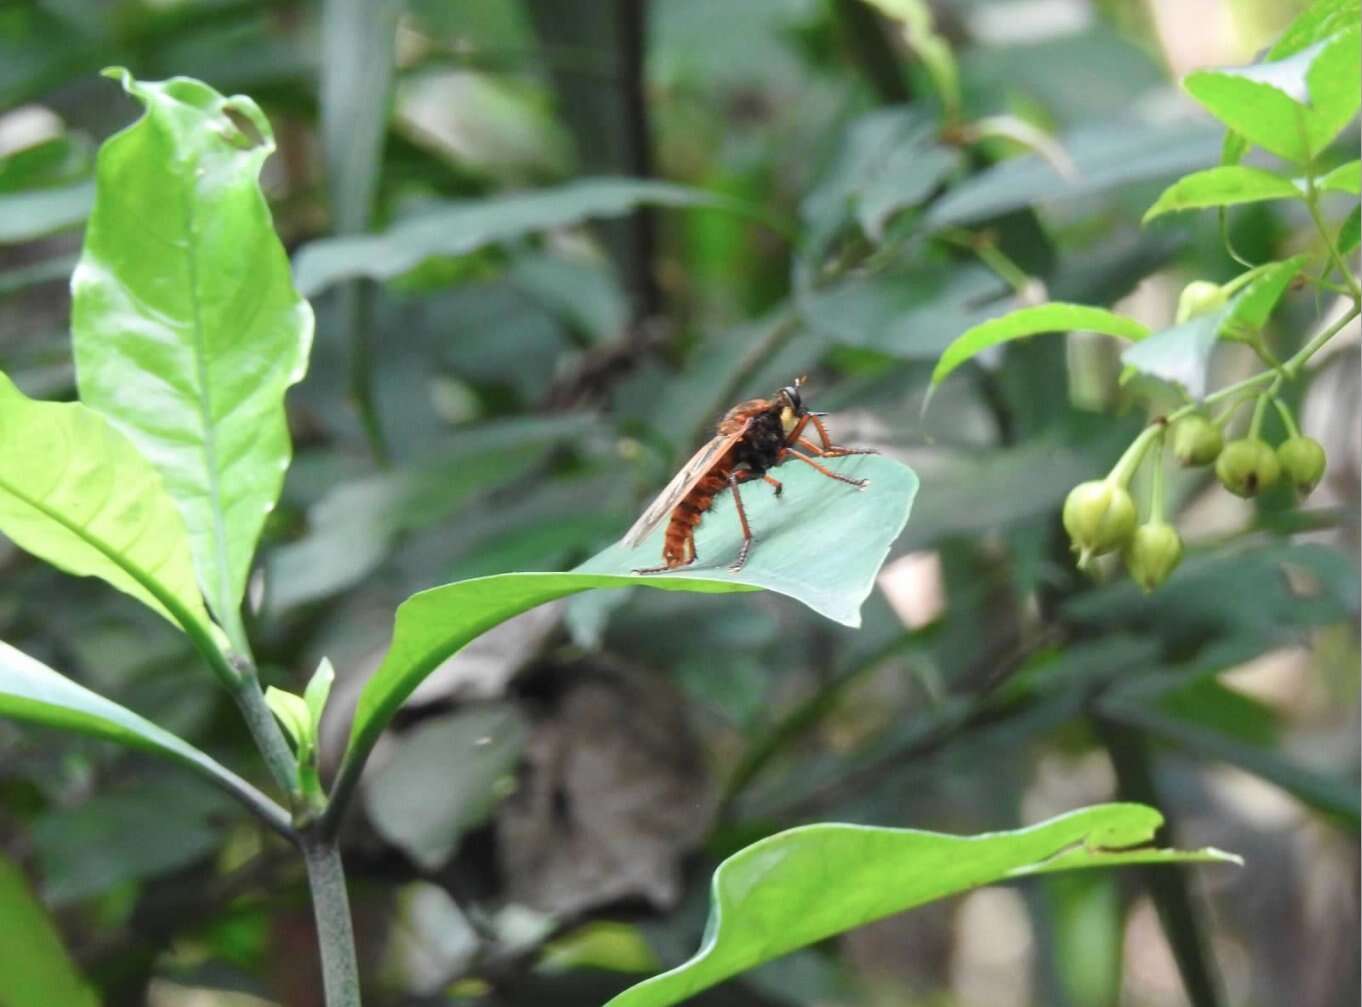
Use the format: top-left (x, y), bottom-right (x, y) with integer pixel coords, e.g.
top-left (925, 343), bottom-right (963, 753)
top-left (796, 435), bottom-right (876, 459)
top-left (783, 449), bottom-right (869, 488)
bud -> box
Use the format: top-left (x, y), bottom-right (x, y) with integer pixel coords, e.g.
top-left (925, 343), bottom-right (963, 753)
top-left (1175, 280), bottom-right (1228, 324)
top-left (1063, 479), bottom-right (1137, 566)
top-left (1215, 437), bottom-right (1280, 497)
top-left (1123, 521), bottom-right (1183, 592)
top-left (1276, 436), bottom-right (1327, 496)
top-left (1172, 415), bottom-right (1223, 467)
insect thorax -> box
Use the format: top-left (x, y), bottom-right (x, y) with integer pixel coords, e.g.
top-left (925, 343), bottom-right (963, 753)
top-left (733, 409), bottom-right (788, 475)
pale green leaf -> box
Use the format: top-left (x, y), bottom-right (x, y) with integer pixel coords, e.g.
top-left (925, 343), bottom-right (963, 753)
top-left (265, 687), bottom-right (311, 751)
top-left (1317, 159), bottom-right (1361, 194)
top-left (0, 640), bottom-right (288, 835)
top-left (0, 181), bottom-right (92, 244)
top-left (603, 804), bottom-right (1239, 1007)
top-left (1268, 0), bottom-right (1360, 60)
top-left (333, 454), bottom-right (917, 805)
top-left (0, 854), bottom-right (97, 1007)
top-left (292, 178), bottom-right (746, 296)
top-left (932, 303), bottom-right (1149, 385)
top-left (1143, 166), bottom-right (1302, 221)
top-left (0, 372), bottom-right (211, 636)
top-left (71, 70), bottom-right (313, 646)
top-left (1119, 306), bottom-right (1226, 398)
top-left (304, 657), bottom-right (336, 734)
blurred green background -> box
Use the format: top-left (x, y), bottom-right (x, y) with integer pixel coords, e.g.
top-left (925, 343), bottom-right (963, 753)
top-left (0, 0), bottom-right (1357, 1005)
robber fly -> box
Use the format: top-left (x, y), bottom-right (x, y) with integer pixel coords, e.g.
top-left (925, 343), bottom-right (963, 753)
top-left (624, 378), bottom-right (875, 574)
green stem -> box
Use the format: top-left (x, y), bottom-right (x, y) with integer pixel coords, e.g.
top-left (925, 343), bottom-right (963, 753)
top-left (1109, 424), bottom-right (1162, 487)
top-left (301, 832), bottom-right (361, 1007)
top-left (1304, 173), bottom-right (1362, 304)
top-left (1247, 392), bottom-right (1271, 439)
top-left (231, 666), bottom-right (302, 804)
top-left (1149, 434), bottom-right (1166, 524)
top-left (1272, 398), bottom-right (1301, 439)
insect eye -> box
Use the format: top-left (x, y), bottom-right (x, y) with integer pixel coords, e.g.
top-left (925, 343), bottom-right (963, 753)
top-left (781, 385), bottom-right (802, 412)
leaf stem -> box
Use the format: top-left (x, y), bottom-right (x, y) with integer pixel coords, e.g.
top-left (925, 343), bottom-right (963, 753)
top-left (301, 831), bottom-right (361, 1007)
top-left (1304, 171), bottom-right (1362, 304)
top-left (230, 664), bottom-right (302, 804)
top-left (1149, 434), bottom-right (1166, 524)
top-left (1271, 397), bottom-right (1301, 439)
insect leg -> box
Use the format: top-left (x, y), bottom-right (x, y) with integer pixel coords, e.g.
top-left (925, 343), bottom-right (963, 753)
top-left (734, 469), bottom-right (783, 496)
top-left (796, 434), bottom-right (877, 459)
top-left (783, 449), bottom-right (870, 488)
top-left (726, 471), bottom-right (755, 572)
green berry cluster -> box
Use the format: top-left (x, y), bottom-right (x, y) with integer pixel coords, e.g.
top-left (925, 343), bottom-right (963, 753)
top-left (1062, 396), bottom-right (1327, 592)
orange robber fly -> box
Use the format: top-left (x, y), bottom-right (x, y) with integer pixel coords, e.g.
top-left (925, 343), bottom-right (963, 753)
top-left (624, 378), bottom-right (875, 574)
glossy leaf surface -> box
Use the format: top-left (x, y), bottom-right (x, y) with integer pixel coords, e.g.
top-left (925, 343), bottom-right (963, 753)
top-left (0, 373), bottom-right (210, 634)
top-left (604, 804), bottom-right (1239, 1007)
top-left (71, 70), bottom-right (313, 642)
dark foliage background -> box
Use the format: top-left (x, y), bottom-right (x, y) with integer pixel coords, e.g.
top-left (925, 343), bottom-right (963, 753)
top-left (0, 1), bottom-right (1357, 1005)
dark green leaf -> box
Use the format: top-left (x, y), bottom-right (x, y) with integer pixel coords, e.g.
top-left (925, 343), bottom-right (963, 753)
top-left (933, 303), bottom-right (1149, 386)
top-left (0, 854), bottom-right (97, 1007)
top-left (0, 373), bottom-right (211, 634)
top-left (293, 179), bottom-right (748, 296)
top-left (1338, 205), bottom-right (1361, 253)
top-left (0, 182), bottom-right (92, 244)
top-left (603, 805), bottom-right (1238, 1007)
top-left (71, 70), bottom-right (313, 647)
top-left (1143, 166), bottom-right (1302, 221)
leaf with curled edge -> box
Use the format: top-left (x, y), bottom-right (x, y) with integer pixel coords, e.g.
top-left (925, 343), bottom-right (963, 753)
top-left (71, 70), bottom-right (313, 648)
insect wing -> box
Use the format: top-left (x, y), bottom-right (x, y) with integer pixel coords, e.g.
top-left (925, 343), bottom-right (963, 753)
top-left (622, 426), bottom-right (747, 547)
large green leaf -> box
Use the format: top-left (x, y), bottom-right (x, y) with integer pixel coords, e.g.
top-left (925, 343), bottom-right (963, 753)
top-left (331, 454), bottom-right (917, 808)
top-left (931, 303), bottom-right (1149, 386)
top-left (1143, 165), bottom-right (1302, 221)
top-left (0, 372), bottom-right (211, 636)
top-left (603, 804), bottom-right (1239, 1007)
top-left (0, 640), bottom-right (288, 834)
top-left (71, 70), bottom-right (313, 647)
top-left (292, 178), bottom-right (747, 296)
top-left (0, 854), bottom-right (96, 1007)
top-left (1183, 28), bottom-right (1361, 165)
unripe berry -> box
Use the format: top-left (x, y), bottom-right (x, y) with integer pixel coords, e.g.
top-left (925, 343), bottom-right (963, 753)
top-left (1063, 479), bottom-right (1137, 566)
top-left (1172, 415), bottom-right (1223, 467)
top-left (1175, 280), bottom-right (1228, 324)
top-left (1123, 521), bottom-right (1183, 592)
top-left (1215, 438), bottom-right (1280, 497)
top-left (1276, 436), bottom-right (1327, 496)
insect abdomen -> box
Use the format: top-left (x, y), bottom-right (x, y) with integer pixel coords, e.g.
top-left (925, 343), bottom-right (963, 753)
top-left (661, 465), bottom-right (732, 566)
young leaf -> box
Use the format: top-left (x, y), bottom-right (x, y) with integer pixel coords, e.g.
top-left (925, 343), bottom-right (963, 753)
top-left (602, 804), bottom-right (1239, 1007)
top-left (1317, 159), bottom-right (1361, 195)
top-left (71, 70), bottom-right (313, 648)
top-left (0, 640), bottom-right (289, 836)
top-left (328, 454), bottom-right (917, 826)
top-left (1143, 166), bottom-right (1302, 222)
top-left (1268, 0), bottom-right (1361, 59)
top-left (932, 304), bottom-right (1149, 386)
top-left (0, 372), bottom-right (212, 638)
top-left (1183, 29), bottom-right (1361, 164)
top-left (0, 854), bottom-right (97, 1007)
top-left (1221, 255), bottom-right (1309, 340)
top-left (265, 687), bottom-right (312, 753)
top-left (1120, 306), bottom-right (1227, 398)
top-left (293, 178), bottom-right (748, 296)
top-left (304, 657), bottom-right (336, 735)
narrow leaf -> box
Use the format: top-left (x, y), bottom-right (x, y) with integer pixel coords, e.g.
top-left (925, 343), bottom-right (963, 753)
top-left (0, 854), bottom-right (97, 1007)
top-left (932, 304), bottom-right (1149, 386)
top-left (1221, 255), bottom-right (1308, 339)
top-left (71, 70), bottom-right (313, 645)
top-left (1317, 159), bottom-right (1361, 195)
top-left (0, 372), bottom-right (211, 635)
top-left (0, 181), bottom-right (92, 244)
top-left (603, 804), bottom-right (1239, 1007)
top-left (304, 657), bottom-right (336, 733)
top-left (0, 641), bottom-right (289, 835)
top-left (293, 178), bottom-right (750, 296)
top-left (333, 454), bottom-right (917, 809)
top-left (1338, 205), bottom-right (1361, 254)
top-left (265, 687), bottom-right (311, 750)
top-left (1143, 166), bottom-right (1302, 222)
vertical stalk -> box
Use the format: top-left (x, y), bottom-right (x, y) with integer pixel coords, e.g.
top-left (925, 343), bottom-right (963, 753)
top-left (231, 667), bottom-right (301, 803)
top-left (302, 832), bottom-right (361, 1007)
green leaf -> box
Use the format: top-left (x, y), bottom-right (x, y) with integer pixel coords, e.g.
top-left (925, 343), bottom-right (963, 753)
top-left (1317, 159), bottom-right (1361, 194)
top-left (603, 804), bottom-right (1239, 1007)
top-left (1143, 166), bottom-right (1302, 221)
top-left (304, 657), bottom-right (335, 735)
top-left (932, 303), bottom-right (1149, 385)
top-left (0, 372), bottom-right (212, 636)
top-left (71, 70), bottom-right (314, 647)
top-left (1221, 255), bottom-right (1309, 339)
top-left (1120, 304), bottom-right (1226, 398)
top-left (0, 640), bottom-right (288, 834)
top-left (1338, 204), bottom-right (1361, 253)
top-left (1268, 0), bottom-right (1360, 60)
top-left (265, 686), bottom-right (311, 751)
top-left (293, 178), bottom-right (748, 296)
top-left (1183, 29), bottom-right (1361, 164)
top-left (0, 854), bottom-right (97, 1007)
top-left (337, 454), bottom-right (917, 790)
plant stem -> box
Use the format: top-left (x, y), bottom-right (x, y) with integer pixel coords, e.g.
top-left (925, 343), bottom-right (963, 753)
top-left (301, 832), bottom-right (361, 1007)
top-left (1271, 398), bottom-right (1301, 439)
top-left (1304, 173), bottom-right (1362, 304)
top-left (1149, 434), bottom-right (1166, 524)
top-left (231, 666), bottom-right (302, 803)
